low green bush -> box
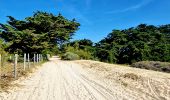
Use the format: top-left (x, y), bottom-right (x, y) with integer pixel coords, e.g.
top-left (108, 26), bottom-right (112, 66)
top-left (64, 46), bottom-right (93, 60)
top-left (61, 52), bottom-right (80, 60)
top-left (75, 49), bottom-right (92, 60)
top-left (131, 61), bottom-right (170, 73)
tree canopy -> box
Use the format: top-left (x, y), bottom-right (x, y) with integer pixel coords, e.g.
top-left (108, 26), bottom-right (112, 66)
top-left (0, 11), bottom-right (80, 54)
top-left (94, 24), bottom-right (170, 64)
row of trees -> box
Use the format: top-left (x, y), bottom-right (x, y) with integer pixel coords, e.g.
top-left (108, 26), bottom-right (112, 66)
top-left (96, 24), bottom-right (170, 64)
top-left (0, 11), bottom-right (80, 55)
top-left (95, 24), bottom-right (170, 64)
top-left (0, 11), bottom-right (170, 64)
top-left (64, 24), bottom-right (170, 64)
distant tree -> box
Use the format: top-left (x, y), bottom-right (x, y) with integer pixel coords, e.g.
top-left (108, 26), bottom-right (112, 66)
top-left (62, 39), bottom-right (94, 60)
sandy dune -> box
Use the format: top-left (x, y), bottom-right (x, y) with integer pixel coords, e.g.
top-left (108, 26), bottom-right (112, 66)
top-left (0, 57), bottom-right (170, 100)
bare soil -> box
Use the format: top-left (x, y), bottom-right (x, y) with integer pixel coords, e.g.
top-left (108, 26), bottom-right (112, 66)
top-left (0, 57), bottom-right (170, 100)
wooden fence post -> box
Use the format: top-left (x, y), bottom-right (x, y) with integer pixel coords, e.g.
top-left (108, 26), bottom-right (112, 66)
top-left (41, 54), bottom-right (43, 62)
top-left (37, 54), bottom-right (38, 63)
top-left (24, 53), bottom-right (26, 71)
top-left (28, 53), bottom-right (30, 68)
top-left (34, 54), bottom-right (36, 66)
top-left (14, 54), bottom-right (18, 79)
top-left (39, 54), bottom-right (41, 62)
top-left (38, 54), bottom-right (39, 62)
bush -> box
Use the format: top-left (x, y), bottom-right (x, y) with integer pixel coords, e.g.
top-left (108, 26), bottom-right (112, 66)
top-left (131, 61), bottom-right (170, 73)
top-left (61, 52), bottom-right (79, 60)
top-left (75, 49), bottom-right (92, 60)
top-left (64, 46), bottom-right (93, 60)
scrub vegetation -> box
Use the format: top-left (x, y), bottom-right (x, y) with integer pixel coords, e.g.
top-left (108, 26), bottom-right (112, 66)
top-left (0, 11), bottom-right (170, 73)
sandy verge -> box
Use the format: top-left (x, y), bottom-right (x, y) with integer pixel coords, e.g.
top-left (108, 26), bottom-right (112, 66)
top-left (0, 58), bottom-right (170, 100)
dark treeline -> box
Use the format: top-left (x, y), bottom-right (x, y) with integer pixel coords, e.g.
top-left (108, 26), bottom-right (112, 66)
top-left (95, 24), bottom-right (170, 64)
top-left (0, 11), bottom-right (170, 64)
top-left (65, 24), bottom-right (170, 64)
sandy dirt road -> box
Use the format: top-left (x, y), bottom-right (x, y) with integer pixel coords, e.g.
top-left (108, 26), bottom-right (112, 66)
top-left (0, 57), bottom-right (170, 100)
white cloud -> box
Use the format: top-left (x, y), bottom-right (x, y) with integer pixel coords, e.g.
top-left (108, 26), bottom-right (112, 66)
top-left (106, 0), bottom-right (154, 14)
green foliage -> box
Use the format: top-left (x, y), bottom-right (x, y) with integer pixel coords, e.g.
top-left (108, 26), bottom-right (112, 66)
top-left (60, 39), bottom-right (94, 60)
top-left (0, 11), bottom-right (80, 54)
top-left (1, 11), bottom-right (170, 66)
top-left (75, 49), bottom-right (92, 59)
top-left (0, 38), bottom-right (8, 55)
top-left (64, 45), bottom-right (93, 60)
top-left (61, 52), bottom-right (79, 60)
top-left (95, 24), bottom-right (170, 64)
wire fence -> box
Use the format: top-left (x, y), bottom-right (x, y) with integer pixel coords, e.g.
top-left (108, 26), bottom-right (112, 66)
top-left (0, 53), bottom-right (48, 80)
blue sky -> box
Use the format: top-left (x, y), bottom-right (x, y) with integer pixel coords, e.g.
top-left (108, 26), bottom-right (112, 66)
top-left (0, 0), bottom-right (170, 42)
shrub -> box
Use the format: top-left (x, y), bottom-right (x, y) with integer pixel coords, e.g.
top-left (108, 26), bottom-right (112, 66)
top-left (75, 49), bottom-right (92, 60)
top-left (61, 52), bottom-right (79, 60)
top-left (131, 61), bottom-right (170, 73)
top-left (64, 46), bottom-right (93, 60)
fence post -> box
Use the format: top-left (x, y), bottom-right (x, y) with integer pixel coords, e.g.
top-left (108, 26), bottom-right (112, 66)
top-left (38, 54), bottom-right (39, 62)
top-left (14, 54), bottom-right (18, 79)
top-left (34, 54), bottom-right (36, 66)
top-left (28, 53), bottom-right (30, 68)
top-left (38, 54), bottom-right (40, 62)
top-left (39, 54), bottom-right (41, 62)
top-left (40, 54), bottom-right (41, 62)
top-left (24, 53), bottom-right (26, 71)
top-left (37, 54), bottom-right (38, 63)
top-left (41, 54), bottom-right (43, 62)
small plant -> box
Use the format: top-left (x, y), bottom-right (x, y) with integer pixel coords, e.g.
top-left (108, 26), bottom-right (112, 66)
top-left (123, 73), bottom-right (139, 80)
top-left (61, 52), bottom-right (80, 60)
top-left (122, 81), bottom-right (128, 87)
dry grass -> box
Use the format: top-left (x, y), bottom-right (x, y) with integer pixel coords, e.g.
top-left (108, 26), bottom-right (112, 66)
top-left (122, 73), bottom-right (140, 80)
top-left (131, 61), bottom-right (170, 73)
top-left (0, 62), bottom-right (42, 92)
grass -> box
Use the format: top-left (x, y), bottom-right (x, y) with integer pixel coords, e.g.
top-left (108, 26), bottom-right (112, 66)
top-left (0, 61), bottom-right (44, 92)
